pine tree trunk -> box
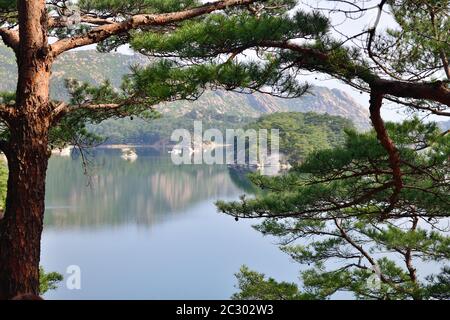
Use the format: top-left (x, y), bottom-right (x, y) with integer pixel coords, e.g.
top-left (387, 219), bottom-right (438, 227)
top-left (0, 125), bottom-right (50, 299)
top-left (0, 0), bottom-right (52, 299)
top-left (0, 59), bottom-right (52, 299)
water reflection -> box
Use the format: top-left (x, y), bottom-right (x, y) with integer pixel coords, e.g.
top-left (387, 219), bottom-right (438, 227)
top-left (41, 151), bottom-right (299, 300)
top-left (45, 151), bottom-right (244, 229)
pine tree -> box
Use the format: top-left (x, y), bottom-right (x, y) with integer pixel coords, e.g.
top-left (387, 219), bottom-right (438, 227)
top-left (219, 119), bottom-right (450, 300)
top-left (131, 1), bottom-right (449, 175)
top-left (130, 2), bottom-right (449, 299)
top-left (0, 0), bottom-right (297, 299)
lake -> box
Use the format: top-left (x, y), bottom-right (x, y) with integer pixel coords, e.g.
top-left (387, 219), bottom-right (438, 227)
top-left (40, 150), bottom-right (300, 300)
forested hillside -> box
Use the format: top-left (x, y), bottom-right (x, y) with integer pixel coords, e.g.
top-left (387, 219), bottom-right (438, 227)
top-left (0, 45), bottom-right (370, 142)
top-left (245, 112), bottom-right (353, 164)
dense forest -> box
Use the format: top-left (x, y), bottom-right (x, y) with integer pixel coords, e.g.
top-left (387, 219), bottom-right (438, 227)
top-left (88, 110), bottom-right (353, 148)
top-left (245, 112), bottom-right (353, 164)
top-left (87, 112), bottom-right (253, 145)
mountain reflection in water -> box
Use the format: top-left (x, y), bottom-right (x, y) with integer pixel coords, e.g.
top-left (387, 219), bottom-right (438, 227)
top-left (41, 150), bottom-right (298, 300)
top-left (45, 151), bottom-right (247, 228)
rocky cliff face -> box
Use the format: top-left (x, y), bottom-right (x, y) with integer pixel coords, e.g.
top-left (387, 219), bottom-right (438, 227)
top-left (0, 45), bottom-right (370, 129)
top-left (157, 88), bottom-right (370, 129)
top-left (276, 87), bottom-right (370, 130)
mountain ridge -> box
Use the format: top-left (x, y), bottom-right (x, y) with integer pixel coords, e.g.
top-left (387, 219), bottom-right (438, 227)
top-left (0, 45), bottom-right (370, 129)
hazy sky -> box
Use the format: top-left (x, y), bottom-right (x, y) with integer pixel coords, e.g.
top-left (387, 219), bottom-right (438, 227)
top-left (295, 1), bottom-right (405, 121)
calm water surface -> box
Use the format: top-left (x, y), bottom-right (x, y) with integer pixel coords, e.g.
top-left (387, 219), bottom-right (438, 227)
top-left (41, 150), bottom-right (299, 299)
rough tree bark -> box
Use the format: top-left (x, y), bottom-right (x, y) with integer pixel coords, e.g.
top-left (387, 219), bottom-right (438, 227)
top-left (0, 123), bottom-right (51, 299)
top-left (0, 0), bottom-right (53, 299)
top-left (369, 90), bottom-right (402, 218)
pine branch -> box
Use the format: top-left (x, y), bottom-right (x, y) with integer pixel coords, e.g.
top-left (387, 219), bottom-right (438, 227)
top-left (48, 15), bottom-right (116, 28)
top-left (0, 104), bottom-right (16, 123)
top-left (383, 97), bottom-right (450, 117)
top-left (333, 218), bottom-right (412, 297)
top-left (255, 41), bottom-right (450, 107)
top-left (51, 101), bottom-right (124, 124)
top-left (0, 28), bottom-right (19, 53)
top-left (50, 97), bottom-right (154, 125)
top-left (369, 91), bottom-right (403, 219)
top-left (371, 79), bottom-right (450, 108)
top-left (50, 0), bottom-right (257, 57)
